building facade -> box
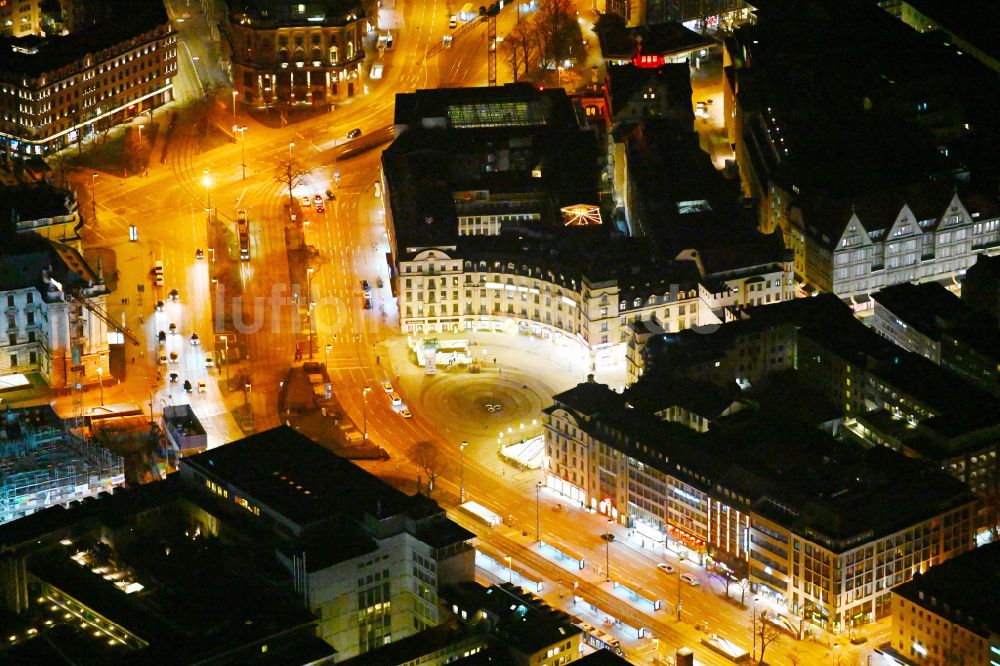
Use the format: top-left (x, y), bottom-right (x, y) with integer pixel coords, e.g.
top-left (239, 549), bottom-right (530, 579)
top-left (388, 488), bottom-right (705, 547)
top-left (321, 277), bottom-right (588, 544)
top-left (544, 381), bottom-right (977, 633)
top-left (0, 4), bottom-right (176, 159)
top-left (889, 541), bottom-right (1000, 665)
top-left (224, 0), bottom-right (367, 109)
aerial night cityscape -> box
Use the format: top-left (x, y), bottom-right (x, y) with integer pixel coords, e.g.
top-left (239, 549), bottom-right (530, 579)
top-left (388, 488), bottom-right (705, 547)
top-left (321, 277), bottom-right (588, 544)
top-left (0, 0), bottom-right (999, 664)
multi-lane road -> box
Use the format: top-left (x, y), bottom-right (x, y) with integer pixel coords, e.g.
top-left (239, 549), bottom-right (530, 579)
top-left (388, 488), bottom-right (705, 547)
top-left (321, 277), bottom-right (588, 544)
top-left (66, 1), bottom-right (891, 663)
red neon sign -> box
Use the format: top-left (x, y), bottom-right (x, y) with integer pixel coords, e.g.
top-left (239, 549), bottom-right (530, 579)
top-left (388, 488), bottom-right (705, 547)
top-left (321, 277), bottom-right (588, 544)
top-left (633, 54), bottom-right (664, 68)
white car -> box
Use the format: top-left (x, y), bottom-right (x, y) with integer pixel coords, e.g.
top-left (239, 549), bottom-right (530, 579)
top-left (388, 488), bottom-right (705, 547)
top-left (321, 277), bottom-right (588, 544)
top-left (197, 380), bottom-right (207, 393)
top-left (300, 195), bottom-right (311, 206)
top-left (381, 381), bottom-right (393, 393)
top-left (657, 563), bottom-right (676, 574)
top-left (679, 573), bottom-right (700, 587)
top-left (389, 392), bottom-right (402, 406)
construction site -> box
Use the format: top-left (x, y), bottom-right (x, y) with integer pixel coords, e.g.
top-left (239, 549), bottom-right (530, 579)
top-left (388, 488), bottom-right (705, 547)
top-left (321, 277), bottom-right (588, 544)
top-left (0, 406), bottom-right (124, 527)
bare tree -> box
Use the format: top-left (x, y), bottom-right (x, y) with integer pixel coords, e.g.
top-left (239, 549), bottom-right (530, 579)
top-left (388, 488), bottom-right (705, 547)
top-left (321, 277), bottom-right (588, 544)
top-left (503, 21), bottom-right (540, 82)
top-left (739, 578), bottom-right (752, 606)
top-left (787, 654), bottom-right (801, 666)
top-left (275, 158), bottom-right (307, 223)
top-left (410, 441), bottom-right (444, 496)
top-left (533, 0), bottom-right (583, 73)
top-left (753, 610), bottom-right (783, 665)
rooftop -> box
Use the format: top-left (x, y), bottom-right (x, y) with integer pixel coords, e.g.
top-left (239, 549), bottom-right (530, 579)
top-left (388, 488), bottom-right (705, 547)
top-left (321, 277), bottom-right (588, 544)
top-left (225, 0), bottom-right (365, 28)
top-left (549, 375), bottom-right (976, 551)
top-left (0, 2), bottom-right (170, 78)
top-left (893, 541), bottom-right (1000, 638)
top-left (0, 232), bottom-right (103, 299)
top-left (887, 0), bottom-right (1000, 69)
top-left (443, 582), bottom-right (582, 655)
top-left (873, 281), bottom-right (999, 360)
top-left (0, 184), bottom-right (78, 226)
top-left (182, 426), bottom-right (421, 530)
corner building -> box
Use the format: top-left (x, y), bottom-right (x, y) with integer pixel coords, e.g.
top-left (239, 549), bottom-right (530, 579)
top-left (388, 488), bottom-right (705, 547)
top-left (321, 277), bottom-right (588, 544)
top-left (0, 2), bottom-right (176, 159)
top-left (224, 0), bottom-right (367, 109)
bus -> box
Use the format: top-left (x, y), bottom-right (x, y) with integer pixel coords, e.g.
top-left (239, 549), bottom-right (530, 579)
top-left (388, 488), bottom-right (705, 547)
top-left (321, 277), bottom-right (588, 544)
top-left (236, 209), bottom-right (250, 260)
top-left (458, 3), bottom-right (477, 21)
top-left (459, 501), bottom-right (502, 527)
top-left (576, 622), bottom-right (623, 655)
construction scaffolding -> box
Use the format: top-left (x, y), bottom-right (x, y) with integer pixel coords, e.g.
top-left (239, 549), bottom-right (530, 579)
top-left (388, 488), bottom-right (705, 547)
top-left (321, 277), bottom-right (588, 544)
top-left (0, 415), bottom-right (125, 526)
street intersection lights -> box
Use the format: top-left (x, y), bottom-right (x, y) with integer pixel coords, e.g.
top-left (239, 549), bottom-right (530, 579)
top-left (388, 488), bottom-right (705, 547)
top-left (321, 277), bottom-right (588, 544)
top-left (460, 440), bottom-right (468, 502)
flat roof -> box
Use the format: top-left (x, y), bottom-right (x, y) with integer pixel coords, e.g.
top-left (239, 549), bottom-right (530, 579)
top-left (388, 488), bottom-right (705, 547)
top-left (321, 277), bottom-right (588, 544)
top-left (0, 2), bottom-right (169, 78)
top-left (893, 540), bottom-right (1000, 638)
top-left (181, 426), bottom-right (416, 530)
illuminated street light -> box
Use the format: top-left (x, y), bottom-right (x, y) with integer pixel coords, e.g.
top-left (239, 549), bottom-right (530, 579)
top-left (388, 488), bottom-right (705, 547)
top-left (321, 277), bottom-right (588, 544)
top-left (236, 126), bottom-right (248, 180)
top-left (535, 481), bottom-right (542, 543)
top-left (201, 169), bottom-right (213, 213)
top-left (362, 387), bottom-right (371, 440)
top-left (96, 366), bottom-right (104, 406)
top-left (90, 173), bottom-right (99, 224)
top-left (289, 142), bottom-right (294, 159)
top-left (605, 518), bottom-right (612, 581)
top-left (231, 90), bottom-right (238, 139)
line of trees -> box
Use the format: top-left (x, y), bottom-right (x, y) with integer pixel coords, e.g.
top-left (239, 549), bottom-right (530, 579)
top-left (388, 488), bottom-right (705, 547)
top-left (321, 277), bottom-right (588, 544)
top-left (502, 0), bottom-right (585, 84)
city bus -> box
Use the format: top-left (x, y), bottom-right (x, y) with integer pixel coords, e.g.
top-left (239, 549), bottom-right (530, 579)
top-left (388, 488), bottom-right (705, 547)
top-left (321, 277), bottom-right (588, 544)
top-left (236, 209), bottom-right (250, 261)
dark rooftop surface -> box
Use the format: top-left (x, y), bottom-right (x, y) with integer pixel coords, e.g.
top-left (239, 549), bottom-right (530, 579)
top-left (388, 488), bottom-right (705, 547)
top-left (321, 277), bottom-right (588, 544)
top-left (892, 0), bottom-right (1000, 67)
top-left (0, 231), bottom-right (101, 297)
top-left (225, 0), bottom-right (361, 27)
top-left (182, 426), bottom-right (416, 529)
top-left (595, 14), bottom-right (714, 60)
top-left (444, 582), bottom-right (581, 655)
top-left (0, 184), bottom-right (77, 225)
top-left (893, 541), bottom-right (1000, 638)
top-left (575, 649), bottom-right (633, 665)
top-left (0, 2), bottom-right (169, 78)
top-left (337, 621), bottom-right (474, 666)
top-left (728, 0), bottom-right (1000, 199)
top-left (549, 374), bottom-right (975, 550)
top-left (872, 281), bottom-right (1000, 360)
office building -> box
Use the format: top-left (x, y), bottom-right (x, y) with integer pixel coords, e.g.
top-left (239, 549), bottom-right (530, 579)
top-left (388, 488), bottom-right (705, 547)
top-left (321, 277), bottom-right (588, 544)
top-left (223, 0), bottom-right (368, 109)
top-left (443, 582), bottom-right (583, 666)
top-left (0, 405), bottom-right (124, 527)
top-left (544, 378), bottom-right (977, 632)
top-left (636, 295), bottom-right (1000, 504)
top-left (0, 426), bottom-right (475, 662)
top-left (0, 1), bottom-right (176, 159)
top-left (723, 0), bottom-right (1000, 298)
top-left (0, 182), bottom-right (83, 246)
top-left (383, 84), bottom-right (791, 373)
top-left (871, 281), bottom-right (1000, 396)
top-left (962, 253), bottom-right (1000, 321)
top-left (890, 541), bottom-right (1000, 665)
top-left (879, 0), bottom-right (1000, 73)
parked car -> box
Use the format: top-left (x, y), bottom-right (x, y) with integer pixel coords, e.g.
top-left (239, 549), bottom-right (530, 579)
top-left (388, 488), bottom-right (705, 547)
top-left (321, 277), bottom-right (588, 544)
top-left (657, 563), bottom-right (676, 574)
top-left (680, 573), bottom-right (700, 587)
top-left (389, 392), bottom-right (402, 406)
top-left (346, 128), bottom-right (362, 139)
top-left (600, 533), bottom-right (615, 542)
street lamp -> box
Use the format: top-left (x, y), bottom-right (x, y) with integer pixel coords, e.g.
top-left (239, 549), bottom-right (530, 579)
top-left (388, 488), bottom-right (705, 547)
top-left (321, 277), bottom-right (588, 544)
top-left (201, 169), bottom-right (213, 215)
top-left (362, 386), bottom-right (371, 440)
top-left (605, 518), bottom-right (613, 581)
top-left (535, 481), bottom-right (542, 543)
top-left (236, 125), bottom-right (247, 179)
top-left (325, 343), bottom-right (332, 369)
top-left (289, 141), bottom-right (294, 159)
top-left (307, 267), bottom-right (315, 359)
top-left (752, 595), bottom-right (760, 660)
top-left (505, 556), bottom-right (513, 583)
top-left (246, 382), bottom-right (254, 431)
top-left (460, 440), bottom-right (468, 502)
top-left (231, 90), bottom-right (238, 139)
top-left (96, 366), bottom-right (104, 405)
top-left (90, 173), bottom-right (98, 224)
